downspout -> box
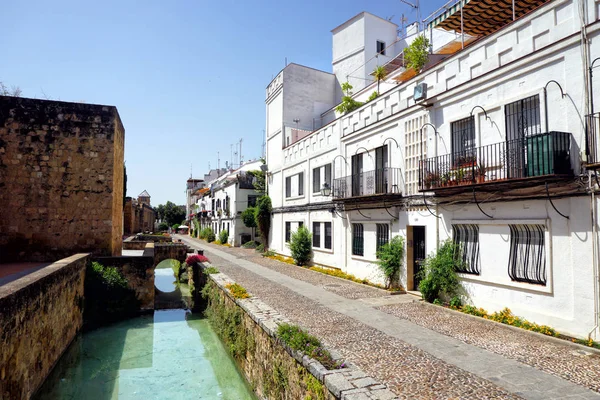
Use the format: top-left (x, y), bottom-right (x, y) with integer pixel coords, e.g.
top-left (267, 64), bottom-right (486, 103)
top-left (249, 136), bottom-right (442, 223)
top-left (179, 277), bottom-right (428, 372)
top-left (589, 171), bottom-right (599, 339)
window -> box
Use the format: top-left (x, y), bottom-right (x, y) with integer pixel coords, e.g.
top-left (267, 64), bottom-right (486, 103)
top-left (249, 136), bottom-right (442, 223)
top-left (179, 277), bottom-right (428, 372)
top-left (452, 224), bottom-right (480, 274)
top-left (313, 167), bottom-right (321, 193)
top-left (376, 224), bottom-right (389, 253)
top-left (377, 40), bottom-right (386, 55)
top-left (313, 222), bottom-right (321, 247)
top-left (248, 195), bottom-right (257, 207)
top-left (285, 177), bottom-right (291, 198)
top-left (451, 116), bottom-right (476, 166)
top-left (285, 222), bottom-right (291, 242)
top-left (313, 164), bottom-right (332, 194)
top-left (324, 222), bottom-right (332, 249)
top-left (508, 224), bottom-right (546, 285)
top-left (298, 172), bottom-right (304, 196)
top-left (352, 224), bottom-right (364, 256)
top-left (505, 95), bottom-right (541, 140)
top-left (298, 221), bottom-right (304, 228)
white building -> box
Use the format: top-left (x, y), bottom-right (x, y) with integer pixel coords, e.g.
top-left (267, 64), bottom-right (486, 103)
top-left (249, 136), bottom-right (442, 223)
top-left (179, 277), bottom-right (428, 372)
top-left (197, 160), bottom-right (263, 246)
top-left (265, 0), bottom-right (600, 339)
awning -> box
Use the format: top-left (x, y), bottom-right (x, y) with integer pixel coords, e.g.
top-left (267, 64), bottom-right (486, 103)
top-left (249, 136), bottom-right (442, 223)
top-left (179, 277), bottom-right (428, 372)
top-left (428, 0), bottom-right (551, 37)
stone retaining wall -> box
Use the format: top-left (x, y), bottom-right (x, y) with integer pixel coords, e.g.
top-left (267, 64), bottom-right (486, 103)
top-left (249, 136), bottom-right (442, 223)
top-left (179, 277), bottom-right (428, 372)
top-left (0, 254), bottom-right (88, 399)
top-left (197, 262), bottom-right (398, 400)
top-left (122, 241), bottom-right (149, 250)
top-left (92, 254), bottom-right (154, 310)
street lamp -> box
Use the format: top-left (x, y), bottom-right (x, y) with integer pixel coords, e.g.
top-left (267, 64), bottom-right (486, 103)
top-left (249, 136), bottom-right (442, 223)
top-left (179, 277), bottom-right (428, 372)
top-left (320, 182), bottom-right (332, 197)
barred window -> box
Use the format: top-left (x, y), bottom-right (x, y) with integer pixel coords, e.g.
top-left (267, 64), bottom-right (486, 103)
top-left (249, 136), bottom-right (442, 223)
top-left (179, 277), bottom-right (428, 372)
top-left (352, 224), bottom-right (364, 256)
top-left (452, 224), bottom-right (480, 274)
top-left (313, 222), bottom-right (321, 247)
top-left (285, 222), bottom-right (291, 242)
top-left (376, 224), bottom-right (389, 253)
top-left (324, 222), bottom-right (332, 249)
top-left (451, 116), bottom-right (475, 166)
top-left (508, 224), bottom-right (546, 285)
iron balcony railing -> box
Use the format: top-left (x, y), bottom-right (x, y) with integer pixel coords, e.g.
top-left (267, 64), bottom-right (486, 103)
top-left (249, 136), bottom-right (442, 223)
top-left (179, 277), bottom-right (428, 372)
top-left (419, 131), bottom-right (572, 191)
top-left (333, 167), bottom-right (402, 199)
top-left (586, 113), bottom-right (600, 165)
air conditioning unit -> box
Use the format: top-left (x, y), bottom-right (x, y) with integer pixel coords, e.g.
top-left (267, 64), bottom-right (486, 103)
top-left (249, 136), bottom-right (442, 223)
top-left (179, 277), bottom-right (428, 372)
top-left (413, 83), bottom-right (427, 102)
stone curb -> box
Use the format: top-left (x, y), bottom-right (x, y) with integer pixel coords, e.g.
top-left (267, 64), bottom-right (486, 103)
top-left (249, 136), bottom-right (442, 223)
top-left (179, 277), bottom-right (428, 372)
top-left (414, 299), bottom-right (600, 356)
top-left (200, 261), bottom-right (399, 400)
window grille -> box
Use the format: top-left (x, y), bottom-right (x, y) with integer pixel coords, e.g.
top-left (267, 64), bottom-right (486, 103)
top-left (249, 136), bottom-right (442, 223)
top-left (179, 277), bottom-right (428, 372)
top-left (452, 224), bottom-right (480, 274)
top-left (352, 224), bottom-right (364, 256)
top-left (508, 224), bottom-right (546, 285)
top-left (285, 177), bottom-right (291, 198)
top-left (376, 223), bottom-right (389, 253)
top-left (451, 116), bottom-right (476, 166)
top-left (324, 222), bottom-right (332, 249)
top-left (313, 222), bottom-right (321, 247)
top-left (285, 222), bottom-right (291, 242)
top-left (313, 167), bottom-right (321, 193)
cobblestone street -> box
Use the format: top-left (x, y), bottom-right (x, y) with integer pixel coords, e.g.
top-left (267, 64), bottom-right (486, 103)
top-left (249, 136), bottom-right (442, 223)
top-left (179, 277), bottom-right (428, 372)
top-left (177, 235), bottom-right (600, 400)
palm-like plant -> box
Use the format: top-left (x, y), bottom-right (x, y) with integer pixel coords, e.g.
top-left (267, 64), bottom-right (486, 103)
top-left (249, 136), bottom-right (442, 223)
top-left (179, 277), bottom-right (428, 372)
top-left (373, 65), bottom-right (388, 95)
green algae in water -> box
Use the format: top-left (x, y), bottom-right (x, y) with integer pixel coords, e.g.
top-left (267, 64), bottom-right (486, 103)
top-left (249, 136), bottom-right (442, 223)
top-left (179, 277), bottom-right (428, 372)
top-left (35, 310), bottom-right (256, 400)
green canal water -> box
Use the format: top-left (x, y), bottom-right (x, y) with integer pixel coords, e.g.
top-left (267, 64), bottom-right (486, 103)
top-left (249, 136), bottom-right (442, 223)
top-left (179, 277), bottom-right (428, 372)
top-left (35, 261), bottom-right (256, 400)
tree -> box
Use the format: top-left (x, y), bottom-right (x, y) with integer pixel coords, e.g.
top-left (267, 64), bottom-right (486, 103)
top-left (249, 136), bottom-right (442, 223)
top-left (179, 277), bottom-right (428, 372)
top-left (255, 196), bottom-right (272, 250)
top-left (248, 158), bottom-right (266, 196)
top-left (0, 82), bottom-right (22, 97)
top-left (157, 201), bottom-right (186, 227)
top-left (376, 236), bottom-right (405, 289)
top-left (404, 35), bottom-right (430, 73)
top-left (335, 82), bottom-right (363, 115)
top-left (158, 222), bottom-right (169, 231)
top-left (289, 225), bottom-right (312, 266)
top-left (241, 207), bottom-right (257, 238)
top-left (373, 65), bottom-right (387, 95)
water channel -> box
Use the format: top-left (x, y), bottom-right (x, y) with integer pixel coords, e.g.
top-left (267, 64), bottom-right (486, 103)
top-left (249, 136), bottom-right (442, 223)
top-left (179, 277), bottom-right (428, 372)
top-left (35, 261), bottom-right (256, 400)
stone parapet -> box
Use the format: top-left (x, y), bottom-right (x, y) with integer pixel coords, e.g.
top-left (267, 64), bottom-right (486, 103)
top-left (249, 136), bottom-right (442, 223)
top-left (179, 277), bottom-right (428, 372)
top-left (0, 254), bottom-right (88, 399)
top-left (200, 261), bottom-right (398, 400)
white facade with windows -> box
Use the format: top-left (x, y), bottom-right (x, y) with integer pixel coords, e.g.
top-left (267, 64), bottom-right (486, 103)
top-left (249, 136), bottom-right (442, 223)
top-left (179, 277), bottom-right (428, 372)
top-left (264, 0), bottom-right (600, 339)
top-left (196, 160), bottom-right (262, 246)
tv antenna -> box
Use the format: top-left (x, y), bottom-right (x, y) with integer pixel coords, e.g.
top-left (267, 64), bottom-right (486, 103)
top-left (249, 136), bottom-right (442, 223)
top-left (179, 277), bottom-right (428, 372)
top-left (400, 0), bottom-right (420, 31)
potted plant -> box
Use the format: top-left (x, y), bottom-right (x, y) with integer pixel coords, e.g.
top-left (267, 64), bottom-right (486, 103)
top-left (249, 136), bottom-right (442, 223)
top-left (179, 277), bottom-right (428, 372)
top-left (476, 164), bottom-right (486, 184)
top-left (455, 168), bottom-right (466, 184)
top-left (424, 172), bottom-right (439, 189)
top-left (440, 173), bottom-right (450, 187)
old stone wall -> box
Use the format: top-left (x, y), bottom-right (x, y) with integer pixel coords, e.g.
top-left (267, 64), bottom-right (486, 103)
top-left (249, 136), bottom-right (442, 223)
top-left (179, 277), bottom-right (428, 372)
top-left (93, 252), bottom-right (155, 311)
top-left (0, 96), bottom-right (125, 262)
top-left (197, 263), bottom-right (398, 400)
top-left (0, 254), bottom-right (88, 400)
top-left (123, 199), bottom-right (156, 235)
top-left (154, 243), bottom-right (189, 266)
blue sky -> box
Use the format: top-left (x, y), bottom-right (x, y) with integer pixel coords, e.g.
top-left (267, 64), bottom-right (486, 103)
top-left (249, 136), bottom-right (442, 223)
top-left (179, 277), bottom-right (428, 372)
top-left (1, 0), bottom-right (446, 206)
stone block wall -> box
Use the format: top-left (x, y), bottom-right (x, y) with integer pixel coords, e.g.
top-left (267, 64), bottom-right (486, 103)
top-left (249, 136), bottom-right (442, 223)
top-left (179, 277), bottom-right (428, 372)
top-left (0, 96), bottom-right (125, 262)
top-left (0, 254), bottom-right (88, 399)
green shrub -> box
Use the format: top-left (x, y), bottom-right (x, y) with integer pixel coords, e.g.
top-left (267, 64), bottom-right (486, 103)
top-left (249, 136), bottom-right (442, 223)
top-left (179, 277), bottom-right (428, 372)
top-left (276, 323), bottom-right (344, 370)
top-left (84, 261), bottom-right (139, 327)
top-left (171, 260), bottom-right (182, 282)
top-left (376, 236), bottom-right (405, 289)
top-left (404, 35), bottom-right (430, 72)
top-left (335, 82), bottom-right (363, 115)
top-left (418, 240), bottom-right (463, 303)
top-left (158, 222), bottom-right (169, 231)
top-left (367, 91), bottom-right (378, 102)
top-left (206, 230), bottom-right (216, 243)
top-left (242, 240), bottom-right (258, 249)
top-left (255, 196), bottom-right (272, 250)
top-left (256, 243), bottom-right (265, 253)
top-left (219, 229), bottom-right (229, 245)
top-left (171, 223), bottom-right (180, 231)
top-left (449, 296), bottom-right (462, 309)
top-left (204, 266), bottom-right (219, 274)
top-left (289, 225), bottom-right (312, 266)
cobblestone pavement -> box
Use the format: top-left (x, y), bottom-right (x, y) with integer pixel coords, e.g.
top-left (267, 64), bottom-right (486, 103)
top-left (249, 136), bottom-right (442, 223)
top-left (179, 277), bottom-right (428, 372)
top-left (179, 236), bottom-right (600, 399)
top-left (378, 302), bottom-right (600, 393)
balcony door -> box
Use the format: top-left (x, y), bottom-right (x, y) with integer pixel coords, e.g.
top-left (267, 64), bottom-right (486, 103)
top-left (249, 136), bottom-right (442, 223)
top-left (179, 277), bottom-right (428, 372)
top-left (505, 95), bottom-right (541, 178)
top-left (352, 153), bottom-right (363, 196)
top-left (375, 145), bottom-right (388, 194)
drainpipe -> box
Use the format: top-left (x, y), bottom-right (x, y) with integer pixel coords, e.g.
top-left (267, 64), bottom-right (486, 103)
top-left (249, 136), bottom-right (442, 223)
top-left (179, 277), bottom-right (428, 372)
top-left (590, 171), bottom-right (599, 339)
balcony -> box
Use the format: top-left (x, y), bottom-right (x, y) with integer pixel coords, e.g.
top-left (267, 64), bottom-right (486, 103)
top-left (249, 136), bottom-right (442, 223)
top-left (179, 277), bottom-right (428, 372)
top-left (333, 168), bottom-right (402, 200)
top-left (419, 132), bottom-right (572, 192)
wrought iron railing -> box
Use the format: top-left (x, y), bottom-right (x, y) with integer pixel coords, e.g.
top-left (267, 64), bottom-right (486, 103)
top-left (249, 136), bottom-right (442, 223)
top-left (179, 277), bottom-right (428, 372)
top-left (333, 167), bottom-right (402, 199)
top-left (419, 131), bottom-right (572, 191)
top-left (586, 113), bottom-right (600, 165)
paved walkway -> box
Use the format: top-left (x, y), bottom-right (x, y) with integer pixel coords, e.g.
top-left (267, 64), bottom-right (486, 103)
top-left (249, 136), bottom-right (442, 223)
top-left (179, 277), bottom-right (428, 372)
top-left (176, 235), bottom-right (600, 400)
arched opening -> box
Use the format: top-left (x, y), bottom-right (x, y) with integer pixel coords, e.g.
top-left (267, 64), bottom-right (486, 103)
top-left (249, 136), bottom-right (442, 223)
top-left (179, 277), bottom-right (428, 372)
top-left (154, 259), bottom-right (190, 309)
